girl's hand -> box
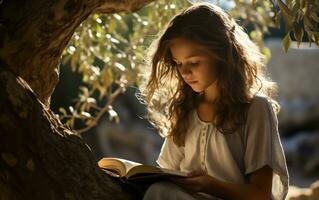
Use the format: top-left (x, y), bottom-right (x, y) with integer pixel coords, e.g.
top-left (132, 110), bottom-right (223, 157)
top-left (169, 170), bottom-right (214, 193)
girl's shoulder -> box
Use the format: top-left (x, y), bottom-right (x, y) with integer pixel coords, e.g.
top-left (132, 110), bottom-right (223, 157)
top-left (248, 94), bottom-right (273, 113)
top-left (245, 94), bottom-right (278, 127)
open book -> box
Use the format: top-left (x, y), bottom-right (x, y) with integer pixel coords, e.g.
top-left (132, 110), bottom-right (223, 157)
top-left (98, 157), bottom-right (187, 183)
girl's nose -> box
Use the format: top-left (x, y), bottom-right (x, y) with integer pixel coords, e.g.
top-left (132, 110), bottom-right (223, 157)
top-left (179, 65), bottom-right (192, 76)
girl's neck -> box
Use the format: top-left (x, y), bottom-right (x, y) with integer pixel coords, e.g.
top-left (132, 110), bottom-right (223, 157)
top-left (202, 82), bottom-right (219, 105)
top-left (203, 92), bottom-right (218, 105)
top-left (197, 93), bottom-right (217, 123)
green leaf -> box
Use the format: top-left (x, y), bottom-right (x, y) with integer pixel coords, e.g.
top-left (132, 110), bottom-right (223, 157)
top-left (261, 47), bottom-right (271, 62)
top-left (86, 97), bottom-right (96, 104)
top-left (69, 106), bottom-right (74, 113)
top-left (59, 107), bottom-right (67, 116)
top-left (277, 0), bottom-right (293, 31)
top-left (101, 67), bottom-right (113, 88)
top-left (80, 111), bottom-right (92, 118)
top-left (70, 52), bottom-right (79, 72)
top-left (114, 62), bottom-right (126, 72)
top-left (282, 32), bottom-right (291, 53)
top-left (293, 25), bottom-right (304, 47)
top-left (108, 20), bottom-right (117, 33)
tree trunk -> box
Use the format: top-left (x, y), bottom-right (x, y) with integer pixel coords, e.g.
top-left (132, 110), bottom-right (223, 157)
top-left (0, 0), bottom-right (155, 199)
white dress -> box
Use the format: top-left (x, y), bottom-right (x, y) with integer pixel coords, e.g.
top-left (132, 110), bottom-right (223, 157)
top-left (143, 95), bottom-right (289, 200)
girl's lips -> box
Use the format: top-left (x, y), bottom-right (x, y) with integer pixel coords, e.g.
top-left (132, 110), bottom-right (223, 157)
top-left (187, 80), bottom-right (198, 84)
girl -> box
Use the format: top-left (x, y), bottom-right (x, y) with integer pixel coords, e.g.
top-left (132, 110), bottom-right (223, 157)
top-left (140, 3), bottom-right (289, 200)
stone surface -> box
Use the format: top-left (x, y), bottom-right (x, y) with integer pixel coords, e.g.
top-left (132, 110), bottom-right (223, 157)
top-left (287, 180), bottom-right (319, 200)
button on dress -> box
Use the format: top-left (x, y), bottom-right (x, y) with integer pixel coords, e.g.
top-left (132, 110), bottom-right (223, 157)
top-left (143, 95), bottom-right (289, 200)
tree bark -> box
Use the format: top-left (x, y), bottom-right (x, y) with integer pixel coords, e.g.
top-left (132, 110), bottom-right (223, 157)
top-left (0, 0), bottom-right (155, 199)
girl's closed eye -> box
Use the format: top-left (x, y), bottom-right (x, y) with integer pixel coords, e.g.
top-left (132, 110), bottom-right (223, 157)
top-left (189, 61), bottom-right (200, 66)
top-left (184, 60), bottom-right (201, 68)
top-left (176, 61), bottom-right (200, 67)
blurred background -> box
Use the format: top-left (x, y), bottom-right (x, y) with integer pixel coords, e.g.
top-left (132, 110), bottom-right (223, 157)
top-left (50, 0), bottom-right (319, 198)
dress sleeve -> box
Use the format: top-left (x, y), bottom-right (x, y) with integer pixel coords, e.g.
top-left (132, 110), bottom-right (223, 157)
top-left (156, 136), bottom-right (184, 170)
top-left (244, 95), bottom-right (289, 200)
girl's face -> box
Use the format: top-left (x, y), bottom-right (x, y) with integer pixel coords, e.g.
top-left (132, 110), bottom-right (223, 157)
top-left (169, 37), bottom-right (219, 93)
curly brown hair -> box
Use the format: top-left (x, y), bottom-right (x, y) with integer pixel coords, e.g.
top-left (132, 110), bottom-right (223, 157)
top-left (139, 3), bottom-right (279, 146)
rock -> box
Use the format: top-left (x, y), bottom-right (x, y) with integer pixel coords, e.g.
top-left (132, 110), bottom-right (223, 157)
top-left (287, 180), bottom-right (319, 200)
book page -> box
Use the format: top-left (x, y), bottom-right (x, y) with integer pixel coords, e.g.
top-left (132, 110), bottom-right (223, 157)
top-left (98, 158), bottom-right (128, 177)
top-left (126, 164), bottom-right (187, 179)
top-left (115, 158), bottom-right (142, 174)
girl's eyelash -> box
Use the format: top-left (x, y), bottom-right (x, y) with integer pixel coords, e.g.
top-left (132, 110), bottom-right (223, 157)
top-left (190, 61), bottom-right (199, 65)
top-left (174, 61), bottom-right (199, 67)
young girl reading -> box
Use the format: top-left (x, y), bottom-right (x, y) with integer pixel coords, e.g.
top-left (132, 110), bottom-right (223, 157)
top-left (139, 3), bottom-right (289, 200)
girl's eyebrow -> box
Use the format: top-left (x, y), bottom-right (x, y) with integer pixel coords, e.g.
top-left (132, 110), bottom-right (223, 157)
top-left (172, 54), bottom-right (202, 61)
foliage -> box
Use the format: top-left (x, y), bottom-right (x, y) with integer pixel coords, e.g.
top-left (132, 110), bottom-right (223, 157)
top-left (58, 0), bottom-right (319, 134)
top-left (276, 0), bottom-right (319, 51)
